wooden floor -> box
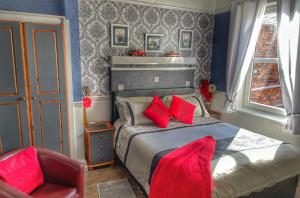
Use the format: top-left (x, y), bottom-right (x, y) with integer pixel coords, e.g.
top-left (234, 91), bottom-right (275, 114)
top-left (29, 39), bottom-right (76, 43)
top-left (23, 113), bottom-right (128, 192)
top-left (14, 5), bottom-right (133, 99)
top-left (84, 163), bottom-right (147, 198)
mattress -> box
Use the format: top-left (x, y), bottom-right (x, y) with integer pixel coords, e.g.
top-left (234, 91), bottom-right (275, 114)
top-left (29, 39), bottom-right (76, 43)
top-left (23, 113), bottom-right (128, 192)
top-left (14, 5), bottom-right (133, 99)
top-left (114, 118), bottom-right (300, 198)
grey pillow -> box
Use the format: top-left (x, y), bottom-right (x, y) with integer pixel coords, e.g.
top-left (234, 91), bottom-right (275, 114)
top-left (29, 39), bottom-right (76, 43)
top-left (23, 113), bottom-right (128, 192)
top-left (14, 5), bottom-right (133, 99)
top-left (116, 101), bottom-right (133, 126)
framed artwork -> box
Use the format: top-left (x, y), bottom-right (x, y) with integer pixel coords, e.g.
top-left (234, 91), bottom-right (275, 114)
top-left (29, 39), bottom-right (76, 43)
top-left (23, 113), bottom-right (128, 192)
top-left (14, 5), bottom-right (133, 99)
top-left (179, 30), bottom-right (193, 50)
top-left (111, 24), bottom-right (129, 48)
top-left (145, 34), bottom-right (164, 52)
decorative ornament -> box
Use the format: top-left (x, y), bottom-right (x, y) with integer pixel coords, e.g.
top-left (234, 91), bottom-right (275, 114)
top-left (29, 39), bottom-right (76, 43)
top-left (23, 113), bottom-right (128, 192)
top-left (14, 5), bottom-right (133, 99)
top-left (82, 86), bottom-right (92, 108)
top-left (128, 50), bottom-right (145, 56)
top-left (199, 80), bottom-right (213, 102)
top-left (209, 84), bottom-right (217, 93)
top-left (82, 86), bottom-right (91, 126)
top-left (166, 51), bottom-right (180, 57)
top-left (83, 97), bottom-right (92, 108)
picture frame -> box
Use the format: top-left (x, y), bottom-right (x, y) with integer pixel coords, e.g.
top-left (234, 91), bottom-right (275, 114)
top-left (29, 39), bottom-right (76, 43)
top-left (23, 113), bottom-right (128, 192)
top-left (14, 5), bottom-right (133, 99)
top-left (111, 24), bottom-right (129, 48)
top-left (145, 34), bottom-right (164, 52)
top-left (179, 30), bottom-right (193, 50)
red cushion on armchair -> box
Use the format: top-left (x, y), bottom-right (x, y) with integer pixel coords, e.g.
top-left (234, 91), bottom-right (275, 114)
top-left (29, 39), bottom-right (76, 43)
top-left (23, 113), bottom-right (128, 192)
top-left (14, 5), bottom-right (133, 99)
top-left (0, 146), bottom-right (44, 194)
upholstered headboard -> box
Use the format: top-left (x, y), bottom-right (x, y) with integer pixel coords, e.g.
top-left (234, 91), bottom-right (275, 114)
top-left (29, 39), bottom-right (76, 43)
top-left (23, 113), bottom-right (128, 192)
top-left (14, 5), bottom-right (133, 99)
top-left (110, 67), bottom-right (196, 122)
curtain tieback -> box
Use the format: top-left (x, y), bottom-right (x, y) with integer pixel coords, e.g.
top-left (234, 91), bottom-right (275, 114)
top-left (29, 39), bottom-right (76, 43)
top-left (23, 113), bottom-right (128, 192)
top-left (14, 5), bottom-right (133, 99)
top-left (226, 96), bottom-right (235, 103)
top-left (287, 113), bottom-right (300, 116)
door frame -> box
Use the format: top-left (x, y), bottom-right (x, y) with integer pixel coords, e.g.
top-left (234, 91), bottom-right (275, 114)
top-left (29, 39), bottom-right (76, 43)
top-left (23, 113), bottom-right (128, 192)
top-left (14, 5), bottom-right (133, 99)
top-left (0, 11), bottom-right (76, 158)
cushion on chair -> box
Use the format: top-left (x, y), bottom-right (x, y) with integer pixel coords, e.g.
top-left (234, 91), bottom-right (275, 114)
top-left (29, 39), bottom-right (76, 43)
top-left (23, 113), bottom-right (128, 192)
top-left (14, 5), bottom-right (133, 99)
top-left (30, 182), bottom-right (77, 198)
top-left (0, 147), bottom-right (44, 194)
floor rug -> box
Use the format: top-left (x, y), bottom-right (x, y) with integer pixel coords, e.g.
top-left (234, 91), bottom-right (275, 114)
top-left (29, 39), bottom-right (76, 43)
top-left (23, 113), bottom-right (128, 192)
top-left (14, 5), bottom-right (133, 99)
top-left (97, 178), bottom-right (137, 198)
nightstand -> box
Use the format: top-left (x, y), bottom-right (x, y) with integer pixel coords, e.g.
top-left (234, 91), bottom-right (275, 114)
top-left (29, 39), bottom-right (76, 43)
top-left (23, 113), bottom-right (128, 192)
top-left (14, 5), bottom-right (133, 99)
top-left (84, 121), bottom-right (115, 170)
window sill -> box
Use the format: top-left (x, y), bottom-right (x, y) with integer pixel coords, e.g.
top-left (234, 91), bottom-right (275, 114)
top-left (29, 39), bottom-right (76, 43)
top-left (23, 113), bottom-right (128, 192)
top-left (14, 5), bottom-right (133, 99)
top-left (236, 107), bottom-right (287, 125)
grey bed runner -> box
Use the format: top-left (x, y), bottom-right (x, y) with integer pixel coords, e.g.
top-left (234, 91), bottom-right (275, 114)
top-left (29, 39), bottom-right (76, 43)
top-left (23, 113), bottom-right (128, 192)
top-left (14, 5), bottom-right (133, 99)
top-left (123, 121), bottom-right (221, 164)
top-left (114, 118), bottom-right (300, 197)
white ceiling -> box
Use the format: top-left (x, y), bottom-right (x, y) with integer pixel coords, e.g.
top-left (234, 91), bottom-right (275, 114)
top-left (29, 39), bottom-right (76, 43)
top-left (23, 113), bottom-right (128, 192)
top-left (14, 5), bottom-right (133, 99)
top-left (119, 0), bottom-right (231, 14)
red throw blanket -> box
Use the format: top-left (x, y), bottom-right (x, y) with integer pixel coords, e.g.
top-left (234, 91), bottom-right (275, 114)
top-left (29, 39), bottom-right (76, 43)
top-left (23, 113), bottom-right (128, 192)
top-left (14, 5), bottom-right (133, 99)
top-left (149, 136), bottom-right (216, 198)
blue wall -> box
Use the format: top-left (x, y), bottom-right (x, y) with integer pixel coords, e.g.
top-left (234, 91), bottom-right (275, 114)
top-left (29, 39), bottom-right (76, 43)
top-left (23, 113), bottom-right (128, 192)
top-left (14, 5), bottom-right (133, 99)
top-left (64, 0), bottom-right (82, 102)
top-left (0, 0), bottom-right (65, 15)
top-left (0, 0), bottom-right (82, 101)
top-left (211, 12), bottom-right (230, 92)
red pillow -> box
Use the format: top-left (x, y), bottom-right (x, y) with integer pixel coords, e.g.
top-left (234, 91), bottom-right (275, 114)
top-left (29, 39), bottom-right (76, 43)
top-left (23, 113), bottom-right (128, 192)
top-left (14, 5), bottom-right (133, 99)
top-left (0, 147), bottom-right (44, 194)
top-left (144, 96), bottom-right (170, 128)
top-left (152, 95), bottom-right (169, 113)
top-left (169, 96), bottom-right (196, 124)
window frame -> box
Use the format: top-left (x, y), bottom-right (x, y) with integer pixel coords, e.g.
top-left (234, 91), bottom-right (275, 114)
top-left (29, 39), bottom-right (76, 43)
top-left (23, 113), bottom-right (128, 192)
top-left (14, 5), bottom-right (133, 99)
top-left (243, 57), bottom-right (286, 116)
top-left (242, 0), bottom-right (286, 116)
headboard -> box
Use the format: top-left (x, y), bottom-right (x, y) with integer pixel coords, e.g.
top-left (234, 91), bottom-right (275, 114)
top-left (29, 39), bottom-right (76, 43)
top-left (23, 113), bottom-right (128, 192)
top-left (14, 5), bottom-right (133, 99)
top-left (110, 65), bottom-right (196, 122)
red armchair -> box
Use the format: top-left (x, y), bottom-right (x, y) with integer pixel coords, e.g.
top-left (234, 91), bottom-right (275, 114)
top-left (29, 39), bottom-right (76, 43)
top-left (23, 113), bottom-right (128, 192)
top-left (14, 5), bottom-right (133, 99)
top-left (0, 148), bottom-right (84, 198)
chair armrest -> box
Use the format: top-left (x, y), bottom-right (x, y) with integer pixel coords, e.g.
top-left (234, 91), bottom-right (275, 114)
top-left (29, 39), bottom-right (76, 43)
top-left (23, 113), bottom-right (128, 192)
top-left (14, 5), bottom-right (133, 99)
top-left (37, 149), bottom-right (84, 198)
top-left (0, 180), bottom-right (32, 198)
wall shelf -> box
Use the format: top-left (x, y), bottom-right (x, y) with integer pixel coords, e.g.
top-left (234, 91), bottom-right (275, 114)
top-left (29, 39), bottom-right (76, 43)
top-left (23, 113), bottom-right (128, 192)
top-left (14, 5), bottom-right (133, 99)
top-left (111, 67), bottom-right (196, 71)
top-left (111, 56), bottom-right (197, 65)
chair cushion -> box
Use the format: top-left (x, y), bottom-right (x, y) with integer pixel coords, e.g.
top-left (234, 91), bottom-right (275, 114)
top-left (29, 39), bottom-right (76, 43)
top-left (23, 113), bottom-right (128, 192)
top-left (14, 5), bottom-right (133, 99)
top-left (30, 182), bottom-right (77, 198)
top-left (0, 147), bottom-right (44, 194)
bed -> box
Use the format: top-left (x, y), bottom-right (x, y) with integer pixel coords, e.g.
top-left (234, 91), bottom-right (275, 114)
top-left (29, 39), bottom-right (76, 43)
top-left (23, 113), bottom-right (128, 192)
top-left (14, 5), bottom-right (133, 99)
top-left (110, 67), bottom-right (300, 197)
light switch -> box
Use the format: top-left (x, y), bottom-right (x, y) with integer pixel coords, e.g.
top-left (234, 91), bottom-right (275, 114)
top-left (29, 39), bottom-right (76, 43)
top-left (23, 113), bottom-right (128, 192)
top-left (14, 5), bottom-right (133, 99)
top-left (153, 76), bottom-right (160, 83)
top-left (186, 81), bottom-right (191, 87)
top-left (117, 84), bottom-right (124, 91)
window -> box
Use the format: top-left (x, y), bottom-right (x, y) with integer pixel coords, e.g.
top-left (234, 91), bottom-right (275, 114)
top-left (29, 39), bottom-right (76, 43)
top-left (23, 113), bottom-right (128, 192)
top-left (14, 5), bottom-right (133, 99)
top-left (244, 3), bottom-right (286, 115)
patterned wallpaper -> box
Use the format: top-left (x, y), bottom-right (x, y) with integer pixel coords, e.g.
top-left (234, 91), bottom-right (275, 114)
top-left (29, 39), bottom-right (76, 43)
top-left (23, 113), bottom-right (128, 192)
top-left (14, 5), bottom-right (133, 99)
top-left (78, 0), bottom-right (214, 95)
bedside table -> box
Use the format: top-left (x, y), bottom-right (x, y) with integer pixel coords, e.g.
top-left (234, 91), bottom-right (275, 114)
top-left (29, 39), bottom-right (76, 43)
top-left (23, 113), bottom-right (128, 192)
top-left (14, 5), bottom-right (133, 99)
top-left (84, 121), bottom-right (115, 170)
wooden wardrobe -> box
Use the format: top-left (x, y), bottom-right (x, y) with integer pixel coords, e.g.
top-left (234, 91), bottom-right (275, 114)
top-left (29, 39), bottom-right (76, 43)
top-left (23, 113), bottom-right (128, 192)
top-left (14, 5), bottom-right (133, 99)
top-left (0, 20), bottom-right (70, 155)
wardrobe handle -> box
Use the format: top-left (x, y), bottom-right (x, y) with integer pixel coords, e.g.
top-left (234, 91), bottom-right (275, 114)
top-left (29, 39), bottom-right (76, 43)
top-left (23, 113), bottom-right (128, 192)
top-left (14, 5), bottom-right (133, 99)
top-left (17, 97), bottom-right (26, 101)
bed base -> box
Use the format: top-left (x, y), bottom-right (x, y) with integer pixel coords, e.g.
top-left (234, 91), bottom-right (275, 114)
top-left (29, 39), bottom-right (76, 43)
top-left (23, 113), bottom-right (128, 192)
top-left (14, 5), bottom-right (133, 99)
top-left (240, 176), bottom-right (298, 198)
top-left (116, 158), bottom-right (298, 198)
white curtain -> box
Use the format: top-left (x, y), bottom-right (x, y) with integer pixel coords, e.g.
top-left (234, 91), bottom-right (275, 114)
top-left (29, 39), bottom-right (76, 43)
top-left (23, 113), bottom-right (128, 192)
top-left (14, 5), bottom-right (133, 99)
top-left (277, 0), bottom-right (300, 134)
top-left (224, 0), bottom-right (267, 112)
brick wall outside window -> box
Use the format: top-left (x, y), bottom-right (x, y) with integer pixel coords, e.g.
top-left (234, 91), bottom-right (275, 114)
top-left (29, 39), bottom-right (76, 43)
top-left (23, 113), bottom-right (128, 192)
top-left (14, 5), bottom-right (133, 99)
top-left (255, 25), bottom-right (277, 58)
top-left (250, 23), bottom-right (283, 107)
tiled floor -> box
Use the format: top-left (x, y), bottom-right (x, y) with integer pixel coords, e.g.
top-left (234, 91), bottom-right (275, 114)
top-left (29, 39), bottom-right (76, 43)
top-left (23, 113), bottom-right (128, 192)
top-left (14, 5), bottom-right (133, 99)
top-left (84, 163), bottom-right (146, 198)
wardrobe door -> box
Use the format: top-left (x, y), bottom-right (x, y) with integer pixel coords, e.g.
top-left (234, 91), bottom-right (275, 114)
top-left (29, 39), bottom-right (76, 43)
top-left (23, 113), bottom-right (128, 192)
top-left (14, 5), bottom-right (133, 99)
top-left (24, 23), bottom-right (69, 155)
top-left (0, 22), bottom-right (31, 153)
